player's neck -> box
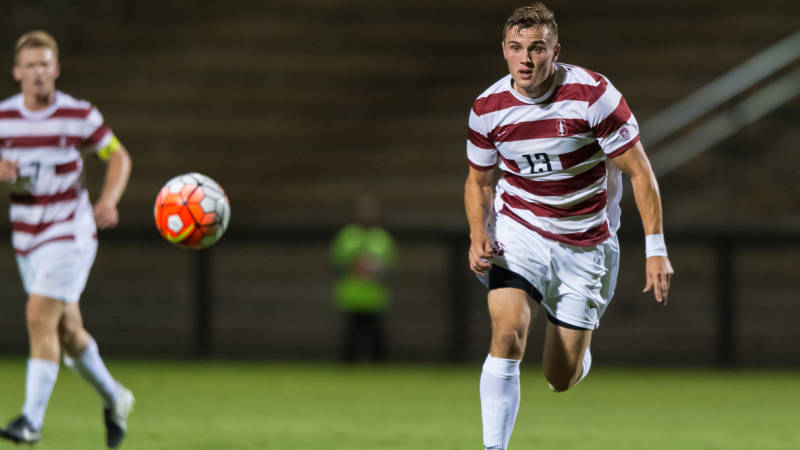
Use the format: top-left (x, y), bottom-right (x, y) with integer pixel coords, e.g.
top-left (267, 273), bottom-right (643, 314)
top-left (22, 91), bottom-right (56, 112)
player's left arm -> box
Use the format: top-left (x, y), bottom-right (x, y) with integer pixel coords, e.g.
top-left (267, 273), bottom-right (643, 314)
top-left (94, 142), bottom-right (132, 229)
top-left (611, 141), bottom-right (674, 304)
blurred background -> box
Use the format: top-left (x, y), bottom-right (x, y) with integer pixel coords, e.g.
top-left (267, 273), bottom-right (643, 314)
top-left (0, 0), bottom-right (797, 366)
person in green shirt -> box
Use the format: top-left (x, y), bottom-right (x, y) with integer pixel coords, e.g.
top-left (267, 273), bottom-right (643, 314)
top-left (331, 195), bottom-right (396, 362)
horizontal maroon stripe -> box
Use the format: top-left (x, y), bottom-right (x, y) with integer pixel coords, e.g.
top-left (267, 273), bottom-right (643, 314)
top-left (468, 159), bottom-right (495, 171)
top-left (607, 135), bottom-right (640, 159)
top-left (50, 107), bottom-right (92, 119)
top-left (500, 205), bottom-right (610, 246)
top-left (0, 110), bottom-right (23, 119)
top-left (503, 162), bottom-right (606, 196)
top-left (575, 65), bottom-right (606, 83)
top-left (467, 128), bottom-right (494, 149)
top-left (498, 154), bottom-right (521, 172)
top-left (501, 191), bottom-right (607, 218)
top-left (12, 211), bottom-right (75, 235)
top-left (558, 141), bottom-right (602, 169)
top-left (84, 124), bottom-right (109, 147)
top-left (54, 159), bottom-right (80, 174)
top-left (472, 91), bottom-right (527, 116)
top-left (15, 235), bottom-right (75, 256)
top-left (593, 96), bottom-right (632, 139)
top-left (546, 82), bottom-right (607, 107)
top-left (10, 188), bottom-right (78, 205)
top-left (0, 135), bottom-right (82, 149)
top-left (491, 118), bottom-right (591, 143)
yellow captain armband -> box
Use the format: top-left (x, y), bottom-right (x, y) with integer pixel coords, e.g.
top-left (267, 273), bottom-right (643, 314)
top-left (97, 134), bottom-right (122, 161)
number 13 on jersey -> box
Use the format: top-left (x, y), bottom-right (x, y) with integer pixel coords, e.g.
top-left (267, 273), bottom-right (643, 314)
top-left (523, 153), bottom-right (552, 173)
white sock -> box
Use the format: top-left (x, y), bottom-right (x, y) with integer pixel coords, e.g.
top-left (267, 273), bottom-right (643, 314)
top-left (22, 358), bottom-right (59, 430)
top-left (480, 355), bottom-right (521, 450)
top-left (576, 347), bottom-right (592, 385)
top-left (72, 338), bottom-right (120, 407)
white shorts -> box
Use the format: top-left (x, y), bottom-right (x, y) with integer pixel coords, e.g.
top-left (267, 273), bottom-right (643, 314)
top-left (485, 213), bottom-right (620, 330)
top-left (16, 238), bottom-right (97, 303)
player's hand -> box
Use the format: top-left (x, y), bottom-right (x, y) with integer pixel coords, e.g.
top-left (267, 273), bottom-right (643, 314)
top-left (94, 200), bottom-right (119, 229)
top-left (0, 159), bottom-right (19, 183)
top-left (643, 256), bottom-right (674, 305)
top-left (468, 231), bottom-right (494, 275)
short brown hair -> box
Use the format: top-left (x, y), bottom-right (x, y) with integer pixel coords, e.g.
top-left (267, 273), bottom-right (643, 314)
top-left (15, 30), bottom-right (58, 64)
top-left (503, 3), bottom-right (558, 42)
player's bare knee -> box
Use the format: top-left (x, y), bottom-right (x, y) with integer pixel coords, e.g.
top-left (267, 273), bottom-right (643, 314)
top-left (492, 327), bottom-right (525, 357)
top-left (58, 325), bottom-right (76, 348)
top-left (543, 362), bottom-right (578, 392)
top-left (58, 319), bottom-right (81, 350)
top-left (545, 374), bottom-right (573, 393)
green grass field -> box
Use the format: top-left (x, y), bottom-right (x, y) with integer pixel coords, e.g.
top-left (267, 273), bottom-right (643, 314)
top-left (0, 359), bottom-right (798, 449)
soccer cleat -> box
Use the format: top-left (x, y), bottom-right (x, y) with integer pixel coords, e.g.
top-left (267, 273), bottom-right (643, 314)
top-left (104, 387), bottom-right (134, 448)
top-left (0, 415), bottom-right (41, 444)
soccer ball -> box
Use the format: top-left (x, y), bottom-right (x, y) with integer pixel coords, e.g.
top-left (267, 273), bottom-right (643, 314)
top-left (154, 173), bottom-right (230, 249)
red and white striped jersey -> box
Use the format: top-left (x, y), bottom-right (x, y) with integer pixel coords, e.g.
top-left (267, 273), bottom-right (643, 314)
top-left (467, 63), bottom-right (640, 247)
top-left (0, 91), bottom-right (114, 256)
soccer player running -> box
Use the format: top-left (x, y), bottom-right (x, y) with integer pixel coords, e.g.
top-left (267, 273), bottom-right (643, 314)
top-left (465, 4), bottom-right (674, 449)
top-left (0, 31), bottom-right (134, 448)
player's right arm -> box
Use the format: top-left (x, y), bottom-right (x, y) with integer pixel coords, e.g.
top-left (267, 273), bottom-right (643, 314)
top-left (464, 166), bottom-right (495, 275)
top-left (0, 159), bottom-right (18, 183)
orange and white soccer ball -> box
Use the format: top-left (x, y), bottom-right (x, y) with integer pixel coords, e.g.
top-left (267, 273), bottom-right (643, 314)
top-left (154, 173), bottom-right (230, 249)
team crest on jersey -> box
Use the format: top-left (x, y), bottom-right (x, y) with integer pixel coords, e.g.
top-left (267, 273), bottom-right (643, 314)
top-left (557, 119), bottom-right (567, 137)
top-left (620, 126), bottom-right (630, 140)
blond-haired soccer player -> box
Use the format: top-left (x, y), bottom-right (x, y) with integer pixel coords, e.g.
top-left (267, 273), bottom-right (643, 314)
top-left (465, 3), bottom-right (674, 449)
top-left (0, 31), bottom-right (134, 448)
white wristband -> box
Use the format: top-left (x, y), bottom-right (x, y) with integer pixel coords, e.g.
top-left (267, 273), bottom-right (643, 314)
top-left (645, 234), bottom-right (668, 258)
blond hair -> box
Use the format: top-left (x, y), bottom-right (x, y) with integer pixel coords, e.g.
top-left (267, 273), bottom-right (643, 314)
top-left (15, 30), bottom-right (58, 64)
top-left (503, 3), bottom-right (558, 42)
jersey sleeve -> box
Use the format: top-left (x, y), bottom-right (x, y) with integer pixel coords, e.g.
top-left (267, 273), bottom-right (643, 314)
top-left (466, 106), bottom-right (497, 171)
top-left (81, 106), bottom-right (122, 160)
top-left (587, 78), bottom-right (640, 158)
